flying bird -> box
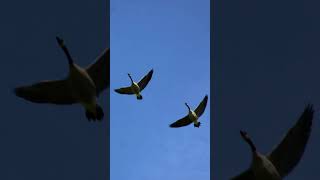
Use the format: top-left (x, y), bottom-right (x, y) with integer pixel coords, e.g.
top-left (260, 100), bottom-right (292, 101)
top-left (231, 104), bottom-right (314, 180)
top-left (114, 69), bottom-right (153, 100)
top-left (170, 95), bottom-right (208, 128)
top-left (14, 36), bottom-right (109, 122)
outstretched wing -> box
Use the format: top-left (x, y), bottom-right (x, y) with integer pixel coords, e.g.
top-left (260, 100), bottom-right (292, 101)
top-left (230, 169), bottom-right (255, 180)
top-left (86, 48), bottom-right (110, 96)
top-left (14, 80), bottom-right (76, 104)
top-left (114, 86), bottom-right (134, 95)
top-left (194, 95), bottom-right (208, 117)
top-left (267, 104), bottom-right (314, 177)
top-left (169, 115), bottom-right (192, 128)
top-left (137, 69), bottom-right (153, 92)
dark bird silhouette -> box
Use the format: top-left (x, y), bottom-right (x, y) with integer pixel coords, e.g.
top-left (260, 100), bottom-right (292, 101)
top-left (114, 69), bottom-right (153, 100)
top-left (14, 36), bottom-right (109, 122)
top-left (231, 104), bottom-right (314, 180)
top-left (170, 95), bottom-right (208, 128)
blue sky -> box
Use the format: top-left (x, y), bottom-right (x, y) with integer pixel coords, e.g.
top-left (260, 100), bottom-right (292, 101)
top-left (214, 0), bottom-right (320, 179)
top-left (110, 0), bottom-right (210, 180)
top-left (0, 0), bottom-right (108, 179)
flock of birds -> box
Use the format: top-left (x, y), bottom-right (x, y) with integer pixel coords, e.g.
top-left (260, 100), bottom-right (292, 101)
top-left (12, 36), bottom-right (316, 180)
top-left (113, 69), bottom-right (209, 128)
top-left (14, 37), bottom-right (209, 127)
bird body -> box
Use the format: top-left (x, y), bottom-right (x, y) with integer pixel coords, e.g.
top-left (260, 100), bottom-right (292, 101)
top-left (130, 81), bottom-right (142, 99)
top-left (67, 63), bottom-right (99, 118)
top-left (251, 152), bottom-right (281, 180)
top-left (14, 36), bottom-right (109, 121)
top-left (188, 110), bottom-right (198, 122)
top-left (68, 63), bottom-right (97, 102)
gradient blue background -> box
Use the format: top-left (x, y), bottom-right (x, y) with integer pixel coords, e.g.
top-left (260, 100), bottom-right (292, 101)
top-left (110, 0), bottom-right (210, 179)
top-left (1, 0), bottom-right (108, 179)
top-left (214, 0), bottom-right (320, 179)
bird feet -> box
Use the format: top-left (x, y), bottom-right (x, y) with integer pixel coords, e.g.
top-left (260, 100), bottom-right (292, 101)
top-left (194, 122), bottom-right (201, 128)
top-left (96, 105), bottom-right (104, 121)
top-left (85, 105), bottom-right (104, 122)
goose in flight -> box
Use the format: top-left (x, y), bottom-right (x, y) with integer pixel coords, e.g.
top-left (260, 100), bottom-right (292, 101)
top-left (114, 69), bottom-right (153, 100)
top-left (14, 36), bottom-right (109, 122)
top-left (169, 95), bottom-right (208, 128)
top-left (231, 104), bottom-right (314, 180)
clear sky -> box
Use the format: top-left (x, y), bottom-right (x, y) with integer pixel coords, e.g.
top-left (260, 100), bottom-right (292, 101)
top-left (0, 0), bottom-right (108, 179)
top-left (214, 0), bottom-right (320, 179)
top-left (110, 0), bottom-right (210, 180)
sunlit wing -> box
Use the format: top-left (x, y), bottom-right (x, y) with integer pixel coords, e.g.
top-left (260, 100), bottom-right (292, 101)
top-left (194, 95), bottom-right (208, 117)
top-left (14, 79), bottom-right (76, 104)
top-left (230, 169), bottom-right (255, 180)
top-left (267, 104), bottom-right (314, 177)
top-left (137, 69), bottom-right (153, 92)
top-left (114, 86), bottom-right (134, 95)
top-left (86, 48), bottom-right (110, 96)
top-left (169, 115), bottom-right (192, 128)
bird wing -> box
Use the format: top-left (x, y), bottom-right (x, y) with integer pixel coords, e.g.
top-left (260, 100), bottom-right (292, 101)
top-left (267, 104), bottom-right (314, 177)
top-left (194, 95), bottom-right (208, 117)
top-left (169, 115), bottom-right (193, 128)
top-left (114, 87), bottom-right (134, 95)
top-left (86, 48), bottom-right (110, 96)
top-left (14, 79), bottom-right (76, 104)
top-left (230, 169), bottom-right (255, 180)
top-left (137, 69), bottom-right (153, 92)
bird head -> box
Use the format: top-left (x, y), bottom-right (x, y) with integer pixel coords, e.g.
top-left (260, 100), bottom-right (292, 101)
top-left (240, 130), bottom-right (249, 140)
top-left (56, 36), bottom-right (65, 47)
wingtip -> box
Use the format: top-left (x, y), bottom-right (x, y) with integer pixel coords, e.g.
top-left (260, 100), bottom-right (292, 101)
top-left (149, 69), bottom-right (154, 75)
top-left (202, 95), bottom-right (209, 104)
top-left (13, 86), bottom-right (30, 100)
top-left (13, 87), bottom-right (23, 97)
top-left (114, 88), bottom-right (124, 94)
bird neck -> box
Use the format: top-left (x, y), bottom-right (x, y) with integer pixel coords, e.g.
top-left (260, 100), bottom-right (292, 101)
top-left (246, 138), bottom-right (256, 153)
top-left (61, 46), bottom-right (74, 66)
top-left (185, 104), bottom-right (191, 112)
top-left (128, 75), bottom-right (134, 84)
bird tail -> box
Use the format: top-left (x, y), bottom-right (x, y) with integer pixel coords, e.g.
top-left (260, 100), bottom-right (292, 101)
top-left (137, 94), bottom-right (143, 100)
top-left (194, 122), bottom-right (201, 128)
